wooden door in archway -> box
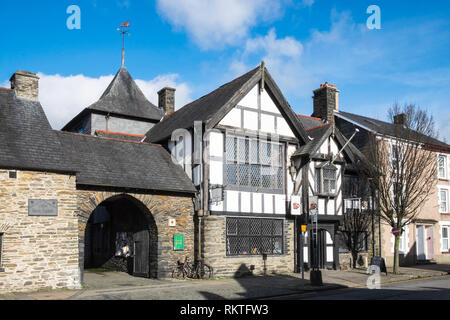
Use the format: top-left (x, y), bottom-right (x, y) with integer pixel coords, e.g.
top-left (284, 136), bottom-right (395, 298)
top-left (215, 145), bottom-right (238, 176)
top-left (133, 229), bottom-right (150, 277)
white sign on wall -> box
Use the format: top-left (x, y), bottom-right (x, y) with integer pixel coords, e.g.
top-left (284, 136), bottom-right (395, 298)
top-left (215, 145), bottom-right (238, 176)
top-left (290, 195), bottom-right (301, 215)
top-left (309, 196), bottom-right (318, 216)
top-left (168, 219), bottom-right (176, 227)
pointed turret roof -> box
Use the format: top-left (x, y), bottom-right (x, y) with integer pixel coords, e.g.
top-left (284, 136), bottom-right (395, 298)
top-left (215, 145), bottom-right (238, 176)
top-left (62, 67), bottom-right (163, 131)
top-left (86, 67), bottom-right (164, 121)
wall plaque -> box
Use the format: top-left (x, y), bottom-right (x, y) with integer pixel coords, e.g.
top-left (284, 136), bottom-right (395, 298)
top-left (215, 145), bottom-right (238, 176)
top-left (28, 199), bottom-right (58, 216)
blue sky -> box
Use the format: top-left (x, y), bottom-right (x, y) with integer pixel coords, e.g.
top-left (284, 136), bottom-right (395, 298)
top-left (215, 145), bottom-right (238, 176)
top-left (1, 0), bottom-right (449, 141)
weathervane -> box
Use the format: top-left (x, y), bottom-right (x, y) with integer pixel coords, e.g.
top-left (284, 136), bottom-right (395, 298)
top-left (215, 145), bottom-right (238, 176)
top-left (118, 20), bottom-right (130, 67)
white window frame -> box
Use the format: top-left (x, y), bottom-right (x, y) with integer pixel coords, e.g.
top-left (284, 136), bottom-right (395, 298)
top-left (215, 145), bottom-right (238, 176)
top-left (438, 154), bottom-right (448, 180)
top-left (439, 222), bottom-right (450, 253)
top-left (438, 187), bottom-right (449, 214)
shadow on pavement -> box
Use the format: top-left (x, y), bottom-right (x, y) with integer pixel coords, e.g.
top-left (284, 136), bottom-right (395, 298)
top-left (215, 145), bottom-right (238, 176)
top-left (198, 263), bottom-right (346, 300)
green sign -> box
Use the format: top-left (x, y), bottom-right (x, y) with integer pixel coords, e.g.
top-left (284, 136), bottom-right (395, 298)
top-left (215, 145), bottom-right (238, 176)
top-left (173, 234), bottom-right (184, 251)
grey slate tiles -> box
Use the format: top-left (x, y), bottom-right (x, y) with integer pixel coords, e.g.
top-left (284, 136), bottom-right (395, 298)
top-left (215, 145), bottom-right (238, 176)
top-left (0, 89), bottom-right (75, 173)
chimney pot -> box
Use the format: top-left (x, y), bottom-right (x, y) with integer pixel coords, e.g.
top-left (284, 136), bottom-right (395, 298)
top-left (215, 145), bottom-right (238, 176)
top-left (158, 87), bottom-right (176, 116)
top-left (10, 70), bottom-right (39, 101)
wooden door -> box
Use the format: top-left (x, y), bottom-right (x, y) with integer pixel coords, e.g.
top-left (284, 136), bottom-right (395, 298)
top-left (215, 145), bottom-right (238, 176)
top-left (133, 229), bottom-right (150, 278)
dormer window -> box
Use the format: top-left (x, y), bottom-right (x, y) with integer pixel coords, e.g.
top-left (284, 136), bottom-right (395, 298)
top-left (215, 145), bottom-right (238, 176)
top-left (316, 163), bottom-right (338, 196)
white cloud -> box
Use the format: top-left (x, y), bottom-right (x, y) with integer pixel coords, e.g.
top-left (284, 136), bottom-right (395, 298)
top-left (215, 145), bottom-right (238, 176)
top-left (156, 0), bottom-right (284, 49)
top-left (1, 73), bottom-right (192, 130)
top-left (240, 28), bottom-right (304, 92)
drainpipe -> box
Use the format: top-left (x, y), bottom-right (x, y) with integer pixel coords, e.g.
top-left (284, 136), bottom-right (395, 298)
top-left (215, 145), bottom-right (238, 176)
top-left (200, 124), bottom-right (210, 262)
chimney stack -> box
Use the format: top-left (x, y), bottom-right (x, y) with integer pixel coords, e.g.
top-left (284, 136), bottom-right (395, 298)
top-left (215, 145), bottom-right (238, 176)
top-left (394, 113), bottom-right (407, 127)
top-left (10, 70), bottom-right (39, 101)
top-left (312, 82), bottom-right (340, 124)
top-left (158, 87), bottom-right (176, 116)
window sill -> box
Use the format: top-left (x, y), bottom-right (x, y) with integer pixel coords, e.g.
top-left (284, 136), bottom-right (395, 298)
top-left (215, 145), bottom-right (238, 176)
top-left (441, 251), bottom-right (450, 254)
top-left (438, 178), bottom-right (449, 181)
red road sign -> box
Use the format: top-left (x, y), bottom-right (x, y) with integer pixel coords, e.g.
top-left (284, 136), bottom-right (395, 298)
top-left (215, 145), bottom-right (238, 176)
top-left (391, 228), bottom-right (401, 237)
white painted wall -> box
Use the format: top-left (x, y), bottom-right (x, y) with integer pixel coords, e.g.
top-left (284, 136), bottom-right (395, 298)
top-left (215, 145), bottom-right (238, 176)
top-left (219, 84), bottom-right (295, 138)
top-left (261, 90), bottom-right (279, 114)
top-left (238, 85), bottom-right (259, 109)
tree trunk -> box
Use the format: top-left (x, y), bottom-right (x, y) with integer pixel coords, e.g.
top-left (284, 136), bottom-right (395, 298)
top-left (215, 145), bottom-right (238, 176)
top-left (393, 235), bottom-right (401, 274)
top-left (351, 250), bottom-right (358, 269)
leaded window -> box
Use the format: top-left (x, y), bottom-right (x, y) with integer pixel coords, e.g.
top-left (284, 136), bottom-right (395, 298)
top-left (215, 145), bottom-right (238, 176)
top-left (316, 164), bottom-right (337, 195)
top-left (225, 136), bottom-right (284, 191)
top-left (226, 218), bottom-right (284, 256)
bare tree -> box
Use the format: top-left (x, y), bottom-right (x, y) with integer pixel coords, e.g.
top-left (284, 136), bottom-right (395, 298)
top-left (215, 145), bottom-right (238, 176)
top-left (341, 173), bottom-right (373, 269)
top-left (366, 103), bottom-right (438, 274)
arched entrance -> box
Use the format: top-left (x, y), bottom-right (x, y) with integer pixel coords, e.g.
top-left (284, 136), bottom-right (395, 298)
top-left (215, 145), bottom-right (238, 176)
top-left (83, 194), bottom-right (157, 278)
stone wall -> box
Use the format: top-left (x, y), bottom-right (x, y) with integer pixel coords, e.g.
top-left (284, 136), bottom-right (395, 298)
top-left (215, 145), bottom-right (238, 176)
top-left (0, 170), bottom-right (80, 294)
top-left (77, 190), bottom-right (195, 280)
top-left (201, 215), bottom-right (295, 277)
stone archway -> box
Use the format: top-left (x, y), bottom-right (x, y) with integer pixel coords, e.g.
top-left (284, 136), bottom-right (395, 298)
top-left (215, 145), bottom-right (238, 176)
top-left (78, 192), bottom-right (159, 282)
top-left (77, 190), bottom-right (196, 283)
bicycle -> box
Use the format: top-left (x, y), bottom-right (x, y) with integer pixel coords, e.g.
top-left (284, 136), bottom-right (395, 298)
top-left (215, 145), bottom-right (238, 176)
top-left (172, 256), bottom-right (214, 279)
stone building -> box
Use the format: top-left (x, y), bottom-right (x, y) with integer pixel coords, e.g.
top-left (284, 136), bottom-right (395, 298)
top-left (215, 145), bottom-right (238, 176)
top-left (0, 69), bottom-right (196, 293)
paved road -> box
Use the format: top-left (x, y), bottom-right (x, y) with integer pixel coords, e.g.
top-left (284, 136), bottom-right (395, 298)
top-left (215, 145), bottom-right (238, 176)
top-left (273, 276), bottom-right (450, 300)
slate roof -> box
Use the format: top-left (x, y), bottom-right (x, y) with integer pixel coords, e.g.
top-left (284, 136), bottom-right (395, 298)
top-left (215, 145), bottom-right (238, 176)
top-left (0, 88), bottom-right (75, 173)
top-left (336, 110), bottom-right (450, 150)
top-left (292, 115), bottom-right (327, 157)
top-left (62, 67), bottom-right (163, 130)
top-left (296, 115), bottom-right (325, 130)
top-left (145, 66), bottom-right (260, 143)
top-left (56, 131), bottom-right (196, 194)
top-left (293, 115), bottom-right (367, 167)
top-left (145, 66), bottom-right (310, 144)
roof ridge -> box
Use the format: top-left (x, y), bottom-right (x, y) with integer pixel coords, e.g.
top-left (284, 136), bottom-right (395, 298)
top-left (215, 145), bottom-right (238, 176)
top-left (95, 130), bottom-right (146, 138)
top-left (55, 130), bottom-right (162, 147)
